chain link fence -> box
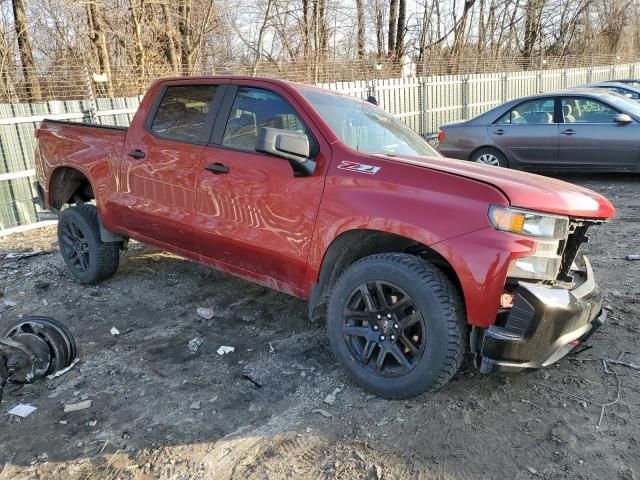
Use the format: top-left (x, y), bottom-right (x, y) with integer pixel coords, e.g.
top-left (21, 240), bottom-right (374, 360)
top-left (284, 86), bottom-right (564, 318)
top-left (1, 56), bottom-right (639, 233)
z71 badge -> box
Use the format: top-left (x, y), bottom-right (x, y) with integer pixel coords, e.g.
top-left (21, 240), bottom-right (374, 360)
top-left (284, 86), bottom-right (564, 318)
top-left (337, 161), bottom-right (381, 175)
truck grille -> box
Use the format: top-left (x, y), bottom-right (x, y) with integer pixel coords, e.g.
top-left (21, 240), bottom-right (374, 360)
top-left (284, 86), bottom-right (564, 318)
top-left (557, 220), bottom-right (599, 281)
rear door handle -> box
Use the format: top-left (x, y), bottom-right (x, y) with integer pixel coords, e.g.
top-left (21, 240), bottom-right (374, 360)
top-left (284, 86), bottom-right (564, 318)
top-left (493, 129), bottom-right (505, 135)
top-left (128, 149), bottom-right (146, 159)
top-left (205, 162), bottom-right (229, 174)
top-left (561, 129), bottom-right (576, 136)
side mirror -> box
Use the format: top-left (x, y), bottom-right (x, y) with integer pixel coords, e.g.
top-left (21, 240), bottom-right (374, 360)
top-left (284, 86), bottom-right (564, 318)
top-left (614, 113), bottom-right (633, 124)
top-left (256, 127), bottom-right (310, 163)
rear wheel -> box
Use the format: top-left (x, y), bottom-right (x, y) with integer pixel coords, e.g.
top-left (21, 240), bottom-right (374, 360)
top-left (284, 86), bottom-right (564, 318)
top-left (57, 204), bottom-right (120, 284)
top-left (327, 253), bottom-right (466, 399)
top-left (471, 147), bottom-right (507, 168)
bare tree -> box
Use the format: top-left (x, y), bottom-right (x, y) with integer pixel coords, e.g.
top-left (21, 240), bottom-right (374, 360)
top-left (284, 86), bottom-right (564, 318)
top-left (12, 0), bottom-right (41, 100)
top-left (355, 0), bottom-right (365, 58)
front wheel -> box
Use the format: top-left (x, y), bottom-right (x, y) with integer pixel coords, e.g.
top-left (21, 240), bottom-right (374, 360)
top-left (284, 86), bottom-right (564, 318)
top-left (327, 253), bottom-right (466, 399)
top-left (57, 204), bottom-right (121, 284)
top-left (471, 147), bottom-right (507, 168)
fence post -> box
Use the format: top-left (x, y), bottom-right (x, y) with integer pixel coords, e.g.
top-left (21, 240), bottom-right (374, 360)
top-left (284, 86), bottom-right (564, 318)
top-left (501, 72), bottom-right (508, 103)
top-left (462, 74), bottom-right (469, 120)
top-left (419, 76), bottom-right (427, 136)
top-left (587, 67), bottom-right (593, 84)
top-left (82, 62), bottom-right (99, 124)
top-left (537, 70), bottom-right (543, 93)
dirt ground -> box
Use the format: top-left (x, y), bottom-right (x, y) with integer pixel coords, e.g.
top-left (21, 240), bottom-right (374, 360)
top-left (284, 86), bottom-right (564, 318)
top-left (0, 173), bottom-right (639, 480)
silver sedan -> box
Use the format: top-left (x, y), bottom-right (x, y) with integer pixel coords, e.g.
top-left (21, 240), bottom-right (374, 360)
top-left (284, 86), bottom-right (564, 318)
top-left (437, 89), bottom-right (640, 171)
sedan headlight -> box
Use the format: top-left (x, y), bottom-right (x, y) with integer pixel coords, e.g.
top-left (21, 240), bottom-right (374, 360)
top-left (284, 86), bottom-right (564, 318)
top-left (489, 206), bottom-right (570, 281)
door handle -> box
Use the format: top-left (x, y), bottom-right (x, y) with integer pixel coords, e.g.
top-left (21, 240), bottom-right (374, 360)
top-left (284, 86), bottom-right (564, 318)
top-left (205, 162), bottom-right (229, 174)
top-left (493, 129), bottom-right (505, 135)
top-left (561, 129), bottom-right (576, 136)
top-left (128, 149), bottom-right (146, 159)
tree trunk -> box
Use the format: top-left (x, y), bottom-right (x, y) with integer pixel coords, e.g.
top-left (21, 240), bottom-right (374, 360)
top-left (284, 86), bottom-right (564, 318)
top-left (303, 0), bottom-right (311, 59)
top-left (162, 5), bottom-right (180, 73)
top-left (252, 0), bottom-right (274, 75)
top-left (395, 0), bottom-right (406, 57)
top-left (524, 0), bottom-right (545, 58)
top-left (375, 0), bottom-right (384, 58)
top-left (388, 0), bottom-right (398, 55)
top-left (11, 0), bottom-right (41, 101)
top-left (451, 0), bottom-right (476, 57)
top-left (178, 0), bottom-right (192, 74)
top-left (355, 0), bottom-right (365, 58)
top-left (87, 2), bottom-right (114, 96)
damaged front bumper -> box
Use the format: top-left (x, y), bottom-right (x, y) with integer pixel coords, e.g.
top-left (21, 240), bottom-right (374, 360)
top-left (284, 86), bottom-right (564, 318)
top-left (478, 255), bottom-right (605, 373)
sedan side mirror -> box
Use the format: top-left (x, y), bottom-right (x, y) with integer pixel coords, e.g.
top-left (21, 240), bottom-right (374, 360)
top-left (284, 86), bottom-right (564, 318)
top-left (256, 127), bottom-right (310, 163)
top-left (614, 113), bottom-right (633, 124)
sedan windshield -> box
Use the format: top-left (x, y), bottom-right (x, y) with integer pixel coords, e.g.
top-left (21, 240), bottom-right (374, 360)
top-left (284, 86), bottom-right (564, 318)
top-left (301, 89), bottom-right (438, 157)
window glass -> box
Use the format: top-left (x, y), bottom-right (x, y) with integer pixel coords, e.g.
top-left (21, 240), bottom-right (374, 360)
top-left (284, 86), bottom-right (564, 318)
top-left (611, 87), bottom-right (640, 100)
top-left (561, 97), bottom-right (619, 123)
top-left (496, 98), bottom-right (555, 124)
top-left (222, 87), bottom-right (308, 152)
top-left (301, 89), bottom-right (438, 157)
top-left (150, 85), bottom-right (218, 142)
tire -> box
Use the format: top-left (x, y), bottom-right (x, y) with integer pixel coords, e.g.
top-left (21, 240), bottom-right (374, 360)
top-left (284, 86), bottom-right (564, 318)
top-left (471, 147), bottom-right (508, 168)
top-left (57, 204), bottom-right (120, 284)
top-left (327, 253), bottom-right (466, 399)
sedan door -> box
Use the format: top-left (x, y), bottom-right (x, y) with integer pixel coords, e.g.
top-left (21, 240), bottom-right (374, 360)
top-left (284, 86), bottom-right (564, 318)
top-left (487, 97), bottom-right (559, 169)
top-left (557, 96), bottom-right (640, 169)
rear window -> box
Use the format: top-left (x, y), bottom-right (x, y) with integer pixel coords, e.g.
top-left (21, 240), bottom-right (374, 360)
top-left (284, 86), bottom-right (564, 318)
top-left (150, 85), bottom-right (218, 142)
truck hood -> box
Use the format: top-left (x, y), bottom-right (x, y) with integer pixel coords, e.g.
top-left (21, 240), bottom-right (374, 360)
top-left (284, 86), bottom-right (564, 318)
top-left (376, 154), bottom-right (616, 219)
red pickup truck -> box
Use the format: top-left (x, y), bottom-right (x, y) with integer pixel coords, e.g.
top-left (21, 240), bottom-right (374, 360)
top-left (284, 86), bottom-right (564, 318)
top-left (33, 77), bottom-right (615, 398)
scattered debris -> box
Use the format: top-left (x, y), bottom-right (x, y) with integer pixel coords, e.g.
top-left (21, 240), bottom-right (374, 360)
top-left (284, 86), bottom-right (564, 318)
top-left (63, 400), bottom-right (93, 413)
top-left (97, 440), bottom-right (109, 455)
top-left (34, 281), bottom-right (50, 290)
top-left (526, 466), bottom-right (539, 476)
top-left (46, 358), bottom-right (79, 379)
top-left (188, 337), bottom-right (204, 353)
top-left (625, 254), bottom-right (640, 261)
top-left (2, 300), bottom-right (17, 308)
top-left (7, 404), bottom-right (37, 418)
top-left (110, 327), bottom-right (121, 336)
top-left (1, 453), bottom-right (15, 477)
top-left (4, 251), bottom-right (51, 260)
top-left (217, 345), bottom-right (234, 355)
top-left (311, 408), bottom-right (333, 418)
top-left (269, 342), bottom-right (275, 354)
top-left (323, 388), bottom-right (342, 406)
top-left (603, 351), bottom-right (640, 371)
top-left (241, 374), bottom-right (262, 388)
top-left (196, 307), bottom-right (214, 320)
top-left (190, 401), bottom-right (201, 410)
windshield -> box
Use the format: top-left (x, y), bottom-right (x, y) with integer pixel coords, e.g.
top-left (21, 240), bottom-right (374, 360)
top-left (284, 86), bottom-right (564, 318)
top-left (301, 89), bottom-right (438, 157)
top-left (605, 92), bottom-right (640, 117)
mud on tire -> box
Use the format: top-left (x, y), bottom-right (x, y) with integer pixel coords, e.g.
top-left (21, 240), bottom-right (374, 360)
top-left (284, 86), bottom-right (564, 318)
top-left (327, 253), bottom-right (466, 399)
top-left (57, 204), bottom-right (121, 284)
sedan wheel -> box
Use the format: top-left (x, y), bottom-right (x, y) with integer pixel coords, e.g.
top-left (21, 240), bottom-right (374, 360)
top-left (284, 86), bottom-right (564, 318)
top-left (476, 153), bottom-right (500, 166)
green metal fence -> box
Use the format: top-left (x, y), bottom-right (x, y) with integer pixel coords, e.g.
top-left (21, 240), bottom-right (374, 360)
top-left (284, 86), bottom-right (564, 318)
top-left (2, 61), bottom-right (639, 233)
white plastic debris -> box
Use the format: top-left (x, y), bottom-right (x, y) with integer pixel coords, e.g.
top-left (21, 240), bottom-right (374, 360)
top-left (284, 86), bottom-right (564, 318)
top-left (63, 400), bottom-right (92, 413)
top-left (323, 388), bottom-right (342, 406)
top-left (188, 337), bottom-right (204, 353)
top-left (217, 345), bottom-right (235, 355)
top-left (47, 358), bottom-right (79, 379)
top-left (7, 404), bottom-right (37, 417)
top-left (110, 327), bottom-right (120, 336)
top-left (196, 307), bottom-right (214, 320)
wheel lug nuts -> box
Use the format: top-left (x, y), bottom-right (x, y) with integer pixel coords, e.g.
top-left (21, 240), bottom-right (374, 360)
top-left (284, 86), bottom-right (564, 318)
top-left (377, 314), bottom-right (382, 319)
top-left (380, 335), bottom-right (385, 341)
top-left (387, 314), bottom-right (392, 319)
top-left (390, 335), bottom-right (396, 341)
top-left (394, 323), bottom-right (399, 329)
top-left (373, 325), bottom-right (379, 331)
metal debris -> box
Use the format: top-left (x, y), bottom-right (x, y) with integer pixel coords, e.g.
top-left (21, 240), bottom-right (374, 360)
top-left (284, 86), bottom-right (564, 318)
top-left (64, 399), bottom-right (93, 413)
top-left (217, 345), bottom-right (234, 355)
top-left (188, 337), bottom-right (204, 353)
top-left (7, 404), bottom-right (37, 417)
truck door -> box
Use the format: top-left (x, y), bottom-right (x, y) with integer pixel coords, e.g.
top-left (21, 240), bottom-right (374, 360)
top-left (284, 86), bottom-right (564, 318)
top-left (116, 82), bottom-right (226, 250)
top-left (194, 84), bottom-right (328, 292)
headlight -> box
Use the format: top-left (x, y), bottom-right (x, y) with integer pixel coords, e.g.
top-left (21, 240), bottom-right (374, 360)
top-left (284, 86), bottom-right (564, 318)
top-left (488, 205), bottom-right (569, 239)
top-left (489, 206), bottom-right (569, 281)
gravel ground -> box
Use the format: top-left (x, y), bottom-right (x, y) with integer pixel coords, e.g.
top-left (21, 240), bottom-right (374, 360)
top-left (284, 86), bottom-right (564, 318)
top-left (0, 173), bottom-right (638, 480)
